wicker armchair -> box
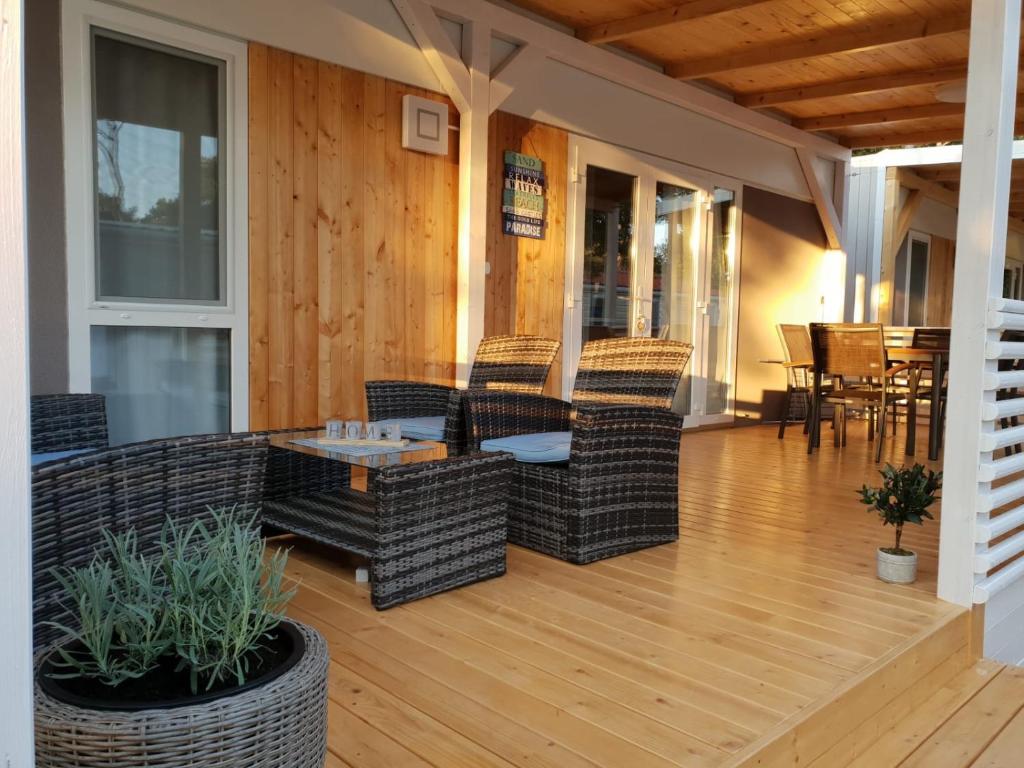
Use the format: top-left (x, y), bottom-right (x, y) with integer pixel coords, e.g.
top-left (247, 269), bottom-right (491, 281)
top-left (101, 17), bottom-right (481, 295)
top-left (30, 393), bottom-right (108, 453)
top-left (465, 337), bottom-right (692, 564)
top-left (366, 335), bottom-right (559, 455)
top-left (808, 323), bottom-right (912, 462)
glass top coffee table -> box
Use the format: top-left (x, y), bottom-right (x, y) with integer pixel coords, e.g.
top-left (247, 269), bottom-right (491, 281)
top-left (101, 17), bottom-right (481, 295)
top-left (269, 429), bottom-right (447, 469)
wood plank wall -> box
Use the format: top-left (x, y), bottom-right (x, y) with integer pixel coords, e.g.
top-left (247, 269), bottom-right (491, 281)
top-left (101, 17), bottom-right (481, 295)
top-left (248, 43), bottom-right (459, 430)
top-left (485, 112), bottom-right (569, 397)
top-left (926, 235), bottom-right (954, 326)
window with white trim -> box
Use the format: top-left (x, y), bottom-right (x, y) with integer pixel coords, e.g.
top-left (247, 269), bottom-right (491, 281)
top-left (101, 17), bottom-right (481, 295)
top-left (892, 232), bottom-right (930, 327)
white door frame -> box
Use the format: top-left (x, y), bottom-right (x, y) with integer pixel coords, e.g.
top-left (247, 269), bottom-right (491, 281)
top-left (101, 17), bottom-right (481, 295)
top-left (61, 0), bottom-right (249, 430)
top-left (895, 230), bottom-right (931, 325)
top-left (563, 135), bottom-right (743, 426)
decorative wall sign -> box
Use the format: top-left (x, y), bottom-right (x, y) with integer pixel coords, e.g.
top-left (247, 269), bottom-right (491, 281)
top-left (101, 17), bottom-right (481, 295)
top-left (401, 94), bottom-right (449, 155)
top-left (502, 150), bottom-right (546, 239)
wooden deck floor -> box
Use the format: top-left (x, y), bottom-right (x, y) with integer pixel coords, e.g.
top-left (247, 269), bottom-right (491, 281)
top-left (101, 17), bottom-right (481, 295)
top-left (282, 422), bottom-right (964, 768)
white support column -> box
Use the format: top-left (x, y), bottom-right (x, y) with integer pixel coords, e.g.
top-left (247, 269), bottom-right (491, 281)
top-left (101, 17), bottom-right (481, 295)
top-left (392, 0), bottom-right (489, 386)
top-left (454, 19), bottom-right (489, 386)
top-left (0, 0), bottom-right (36, 764)
top-left (940, 0), bottom-right (1021, 607)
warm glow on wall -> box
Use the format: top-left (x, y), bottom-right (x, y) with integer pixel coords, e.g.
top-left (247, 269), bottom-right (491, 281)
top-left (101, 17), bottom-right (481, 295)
top-left (819, 249), bottom-right (847, 321)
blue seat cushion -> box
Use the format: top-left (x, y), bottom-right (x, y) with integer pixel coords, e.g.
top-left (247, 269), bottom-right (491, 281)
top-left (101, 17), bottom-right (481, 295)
top-left (397, 416), bottom-right (446, 441)
top-left (480, 432), bottom-right (572, 463)
top-left (31, 448), bottom-right (94, 466)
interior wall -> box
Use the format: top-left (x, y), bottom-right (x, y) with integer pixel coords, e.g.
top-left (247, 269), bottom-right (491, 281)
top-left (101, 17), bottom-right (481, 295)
top-left (248, 43), bottom-right (459, 430)
top-left (735, 186), bottom-right (829, 423)
top-left (485, 112), bottom-right (568, 397)
top-left (25, 0), bottom-right (69, 395)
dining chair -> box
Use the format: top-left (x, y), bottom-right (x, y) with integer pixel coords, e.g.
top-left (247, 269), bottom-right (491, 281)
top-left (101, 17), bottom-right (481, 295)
top-left (365, 334), bottom-right (560, 455)
top-left (776, 324), bottom-right (815, 439)
top-left (808, 323), bottom-right (912, 462)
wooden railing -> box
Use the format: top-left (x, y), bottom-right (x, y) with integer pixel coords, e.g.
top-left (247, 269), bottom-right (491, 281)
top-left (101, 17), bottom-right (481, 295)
top-left (974, 296), bottom-right (1024, 603)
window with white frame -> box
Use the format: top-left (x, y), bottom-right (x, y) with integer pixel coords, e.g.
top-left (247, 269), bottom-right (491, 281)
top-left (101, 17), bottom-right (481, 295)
top-left (892, 232), bottom-right (930, 327)
top-left (62, 1), bottom-right (247, 445)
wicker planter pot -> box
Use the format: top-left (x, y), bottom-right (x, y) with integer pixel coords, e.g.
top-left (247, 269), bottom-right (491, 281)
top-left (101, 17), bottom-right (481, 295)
top-left (34, 620), bottom-right (329, 768)
top-left (877, 548), bottom-right (918, 584)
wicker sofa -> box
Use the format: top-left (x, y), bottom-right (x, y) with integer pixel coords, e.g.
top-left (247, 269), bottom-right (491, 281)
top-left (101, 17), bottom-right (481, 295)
top-left (30, 393), bottom-right (108, 454)
top-left (366, 334), bottom-right (559, 455)
top-left (465, 337), bottom-right (692, 564)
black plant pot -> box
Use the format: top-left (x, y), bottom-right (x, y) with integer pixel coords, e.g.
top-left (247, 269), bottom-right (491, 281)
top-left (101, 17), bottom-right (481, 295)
top-left (37, 621), bottom-right (305, 712)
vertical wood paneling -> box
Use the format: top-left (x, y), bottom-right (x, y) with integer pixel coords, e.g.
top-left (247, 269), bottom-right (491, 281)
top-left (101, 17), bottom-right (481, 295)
top-left (338, 68), bottom-right (366, 420)
top-left (248, 45), bottom-right (270, 430)
top-left (292, 54), bottom-right (319, 427)
top-left (485, 112), bottom-right (569, 396)
top-left (268, 47), bottom-right (295, 428)
top-left (927, 235), bottom-right (955, 327)
top-left (249, 44), bottom-right (458, 428)
top-left (316, 61), bottom-right (342, 423)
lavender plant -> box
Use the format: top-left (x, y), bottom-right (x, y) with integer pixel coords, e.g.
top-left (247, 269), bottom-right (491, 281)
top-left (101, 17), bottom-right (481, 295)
top-left (46, 510), bottom-right (295, 693)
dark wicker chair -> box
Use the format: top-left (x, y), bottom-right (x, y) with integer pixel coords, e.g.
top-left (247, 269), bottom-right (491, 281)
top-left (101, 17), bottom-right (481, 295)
top-left (465, 337), bottom-right (692, 564)
top-left (365, 334), bottom-right (560, 455)
top-left (30, 393), bottom-right (108, 453)
top-left (31, 430), bottom-right (345, 652)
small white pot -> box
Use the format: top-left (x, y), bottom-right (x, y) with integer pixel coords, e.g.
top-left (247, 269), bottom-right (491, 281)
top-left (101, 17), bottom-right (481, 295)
top-left (877, 548), bottom-right (918, 584)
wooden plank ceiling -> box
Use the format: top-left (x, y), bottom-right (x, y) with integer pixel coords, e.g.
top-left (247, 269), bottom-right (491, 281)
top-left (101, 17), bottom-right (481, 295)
top-left (501, 0), bottom-right (1018, 150)
top-left (910, 159), bottom-right (1024, 220)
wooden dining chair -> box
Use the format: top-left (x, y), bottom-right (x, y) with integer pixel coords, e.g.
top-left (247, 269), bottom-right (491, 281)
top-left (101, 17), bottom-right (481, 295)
top-left (808, 323), bottom-right (912, 462)
top-left (776, 324), bottom-right (814, 439)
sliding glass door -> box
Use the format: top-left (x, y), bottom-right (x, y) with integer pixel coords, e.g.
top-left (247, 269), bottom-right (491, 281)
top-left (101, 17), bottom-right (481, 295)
top-left (565, 138), bottom-right (740, 427)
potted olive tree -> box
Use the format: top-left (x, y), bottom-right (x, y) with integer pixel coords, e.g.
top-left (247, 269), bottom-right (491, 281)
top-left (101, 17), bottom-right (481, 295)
top-left (859, 463), bottom-right (942, 584)
top-left (34, 511), bottom-right (328, 768)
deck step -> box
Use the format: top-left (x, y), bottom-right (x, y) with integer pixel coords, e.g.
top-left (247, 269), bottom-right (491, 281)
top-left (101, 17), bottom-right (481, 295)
top-left (726, 608), bottom-right (974, 767)
top-left (872, 662), bottom-right (1024, 768)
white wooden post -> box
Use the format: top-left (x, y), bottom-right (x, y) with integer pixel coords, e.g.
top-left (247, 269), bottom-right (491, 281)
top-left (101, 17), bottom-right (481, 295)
top-left (939, 0), bottom-right (1021, 607)
top-left (0, 0), bottom-right (36, 764)
top-left (455, 19), bottom-right (489, 386)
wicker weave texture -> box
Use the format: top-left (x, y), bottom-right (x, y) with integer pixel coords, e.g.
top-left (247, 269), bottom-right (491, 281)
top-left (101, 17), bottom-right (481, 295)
top-left (264, 451), bottom-right (513, 608)
top-left (34, 619), bottom-right (329, 768)
top-left (466, 337), bottom-right (690, 564)
top-left (466, 335), bottom-right (560, 392)
top-left (572, 338), bottom-right (693, 409)
top-left (30, 394), bottom-right (108, 453)
top-left (32, 433), bottom-right (270, 651)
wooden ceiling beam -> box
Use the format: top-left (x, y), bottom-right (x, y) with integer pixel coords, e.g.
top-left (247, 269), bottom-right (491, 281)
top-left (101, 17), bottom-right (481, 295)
top-left (666, 12), bottom-right (970, 80)
top-left (737, 63), bottom-right (968, 109)
top-left (847, 115), bottom-right (1024, 149)
top-left (794, 102), bottom-right (964, 131)
top-left (577, 0), bottom-right (773, 44)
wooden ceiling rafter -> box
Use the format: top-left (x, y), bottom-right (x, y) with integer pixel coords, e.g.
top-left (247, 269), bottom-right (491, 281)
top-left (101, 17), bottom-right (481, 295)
top-left (664, 12), bottom-right (971, 80)
top-left (576, 0), bottom-right (774, 45)
top-left (737, 63), bottom-right (969, 109)
top-left (795, 103), bottom-right (965, 131)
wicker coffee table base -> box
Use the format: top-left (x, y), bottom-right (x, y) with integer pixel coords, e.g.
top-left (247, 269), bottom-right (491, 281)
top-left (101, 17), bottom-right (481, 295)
top-left (34, 620), bottom-right (329, 768)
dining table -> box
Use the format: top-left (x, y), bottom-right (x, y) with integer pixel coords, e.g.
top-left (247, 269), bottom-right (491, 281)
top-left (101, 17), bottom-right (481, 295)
top-left (885, 345), bottom-right (948, 461)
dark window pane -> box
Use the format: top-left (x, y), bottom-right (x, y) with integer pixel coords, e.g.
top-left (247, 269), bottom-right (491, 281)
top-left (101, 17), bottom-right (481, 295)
top-left (582, 166), bottom-right (635, 343)
top-left (93, 32), bottom-right (224, 303)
